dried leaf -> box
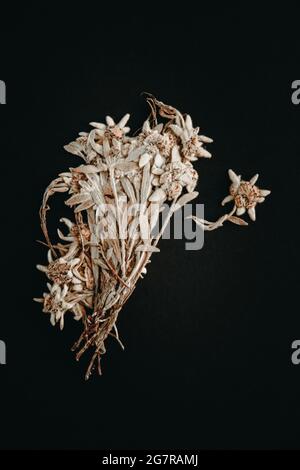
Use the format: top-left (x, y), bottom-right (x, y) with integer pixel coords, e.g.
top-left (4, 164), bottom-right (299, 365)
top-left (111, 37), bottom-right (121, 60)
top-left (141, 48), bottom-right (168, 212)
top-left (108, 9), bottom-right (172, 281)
top-left (154, 153), bottom-right (165, 167)
top-left (88, 130), bottom-right (103, 155)
top-left (173, 191), bottom-right (199, 211)
top-left (135, 244), bottom-right (160, 253)
top-left (149, 188), bottom-right (166, 202)
top-left (171, 145), bottom-right (181, 162)
top-left (114, 161), bottom-right (138, 173)
top-left (128, 216), bottom-right (140, 239)
top-left (65, 193), bottom-right (91, 206)
top-left (169, 124), bottom-right (182, 137)
top-left (148, 203), bottom-right (160, 231)
top-left (228, 216), bottom-right (248, 226)
top-left (89, 122), bottom-right (106, 130)
top-left (139, 212), bottom-right (150, 241)
top-left (74, 200), bottom-right (95, 213)
top-left (93, 258), bottom-right (108, 270)
top-left (128, 146), bottom-right (145, 162)
top-left (73, 165), bottom-right (100, 174)
top-left (139, 153), bottom-right (151, 168)
top-left (64, 142), bottom-right (85, 159)
top-left (121, 177), bottom-right (137, 204)
top-left (140, 162), bottom-right (151, 203)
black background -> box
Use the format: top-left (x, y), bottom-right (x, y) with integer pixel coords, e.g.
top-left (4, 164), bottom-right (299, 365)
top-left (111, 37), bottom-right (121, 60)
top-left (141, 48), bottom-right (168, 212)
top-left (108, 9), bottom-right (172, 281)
top-left (0, 5), bottom-right (299, 450)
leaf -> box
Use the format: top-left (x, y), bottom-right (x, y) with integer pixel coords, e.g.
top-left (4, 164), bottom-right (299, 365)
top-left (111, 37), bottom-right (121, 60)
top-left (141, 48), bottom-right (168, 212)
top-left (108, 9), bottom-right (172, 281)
top-left (88, 130), bottom-right (103, 155)
top-left (228, 169), bottom-right (240, 185)
top-left (154, 153), bottom-right (165, 167)
top-left (89, 122), bottom-right (106, 130)
top-left (169, 124), bottom-right (182, 137)
top-left (140, 162), bottom-right (151, 203)
top-left (106, 115), bottom-right (115, 126)
top-left (198, 148), bottom-right (212, 158)
top-left (91, 186), bottom-right (106, 205)
top-left (199, 135), bottom-right (213, 143)
top-left (53, 187), bottom-right (69, 193)
top-left (185, 114), bottom-right (193, 131)
top-left (104, 292), bottom-right (120, 311)
top-left (228, 215), bottom-right (248, 226)
top-left (102, 137), bottom-right (110, 158)
top-left (153, 123), bottom-right (163, 133)
top-left (65, 193), bottom-right (91, 206)
top-left (139, 213), bottom-right (150, 241)
top-left (148, 203), bottom-right (160, 231)
top-left (74, 200), bottom-right (95, 213)
top-left (171, 145), bottom-right (181, 162)
top-left (186, 215), bottom-right (205, 228)
top-left (98, 163), bottom-right (108, 172)
top-left (93, 258), bottom-right (108, 270)
top-left (118, 113), bottom-right (130, 129)
top-left (173, 191), bottom-right (199, 211)
top-left (135, 244), bottom-right (160, 253)
top-left (128, 146), bottom-right (145, 162)
top-left (114, 161), bottom-right (138, 173)
top-left (90, 233), bottom-right (99, 287)
top-left (139, 153), bottom-right (151, 168)
top-left (106, 213), bottom-right (118, 238)
top-left (121, 177), bottom-right (137, 204)
top-left (149, 188), bottom-right (166, 202)
top-left (64, 142), bottom-right (85, 158)
top-left (73, 164), bottom-right (100, 174)
top-left (119, 204), bottom-right (128, 240)
top-left (128, 216), bottom-right (140, 239)
top-left (142, 120), bottom-right (151, 133)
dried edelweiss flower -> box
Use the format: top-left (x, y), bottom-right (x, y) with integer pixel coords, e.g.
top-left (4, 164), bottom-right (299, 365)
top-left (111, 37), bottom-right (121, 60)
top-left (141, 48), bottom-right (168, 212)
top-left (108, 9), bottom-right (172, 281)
top-left (169, 114), bottom-right (213, 161)
top-left (34, 283), bottom-right (82, 330)
top-left (159, 161), bottom-right (198, 200)
top-left (222, 169), bottom-right (271, 221)
top-left (35, 95), bottom-right (271, 380)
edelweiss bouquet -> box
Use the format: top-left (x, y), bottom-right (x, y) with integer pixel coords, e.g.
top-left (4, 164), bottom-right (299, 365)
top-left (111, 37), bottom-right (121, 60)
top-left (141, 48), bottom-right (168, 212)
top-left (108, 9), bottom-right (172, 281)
top-left (35, 96), bottom-right (270, 379)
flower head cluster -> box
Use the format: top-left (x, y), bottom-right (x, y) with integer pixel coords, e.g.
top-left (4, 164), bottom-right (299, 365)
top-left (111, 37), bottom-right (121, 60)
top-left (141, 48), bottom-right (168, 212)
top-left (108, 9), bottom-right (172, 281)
top-left (222, 169), bottom-right (271, 221)
top-left (37, 282), bottom-right (85, 330)
top-left (61, 106), bottom-right (214, 206)
top-left (159, 161), bottom-right (198, 200)
top-left (169, 115), bottom-right (213, 161)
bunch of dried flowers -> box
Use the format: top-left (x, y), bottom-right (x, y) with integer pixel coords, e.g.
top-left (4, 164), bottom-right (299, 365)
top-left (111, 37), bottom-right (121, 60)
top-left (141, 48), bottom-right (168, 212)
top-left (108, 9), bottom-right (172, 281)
top-left (34, 96), bottom-right (271, 379)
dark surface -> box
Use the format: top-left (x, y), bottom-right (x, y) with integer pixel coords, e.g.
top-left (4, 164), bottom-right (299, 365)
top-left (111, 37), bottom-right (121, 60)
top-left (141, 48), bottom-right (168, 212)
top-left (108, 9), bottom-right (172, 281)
top-left (0, 5), bottom-right (299, 449)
